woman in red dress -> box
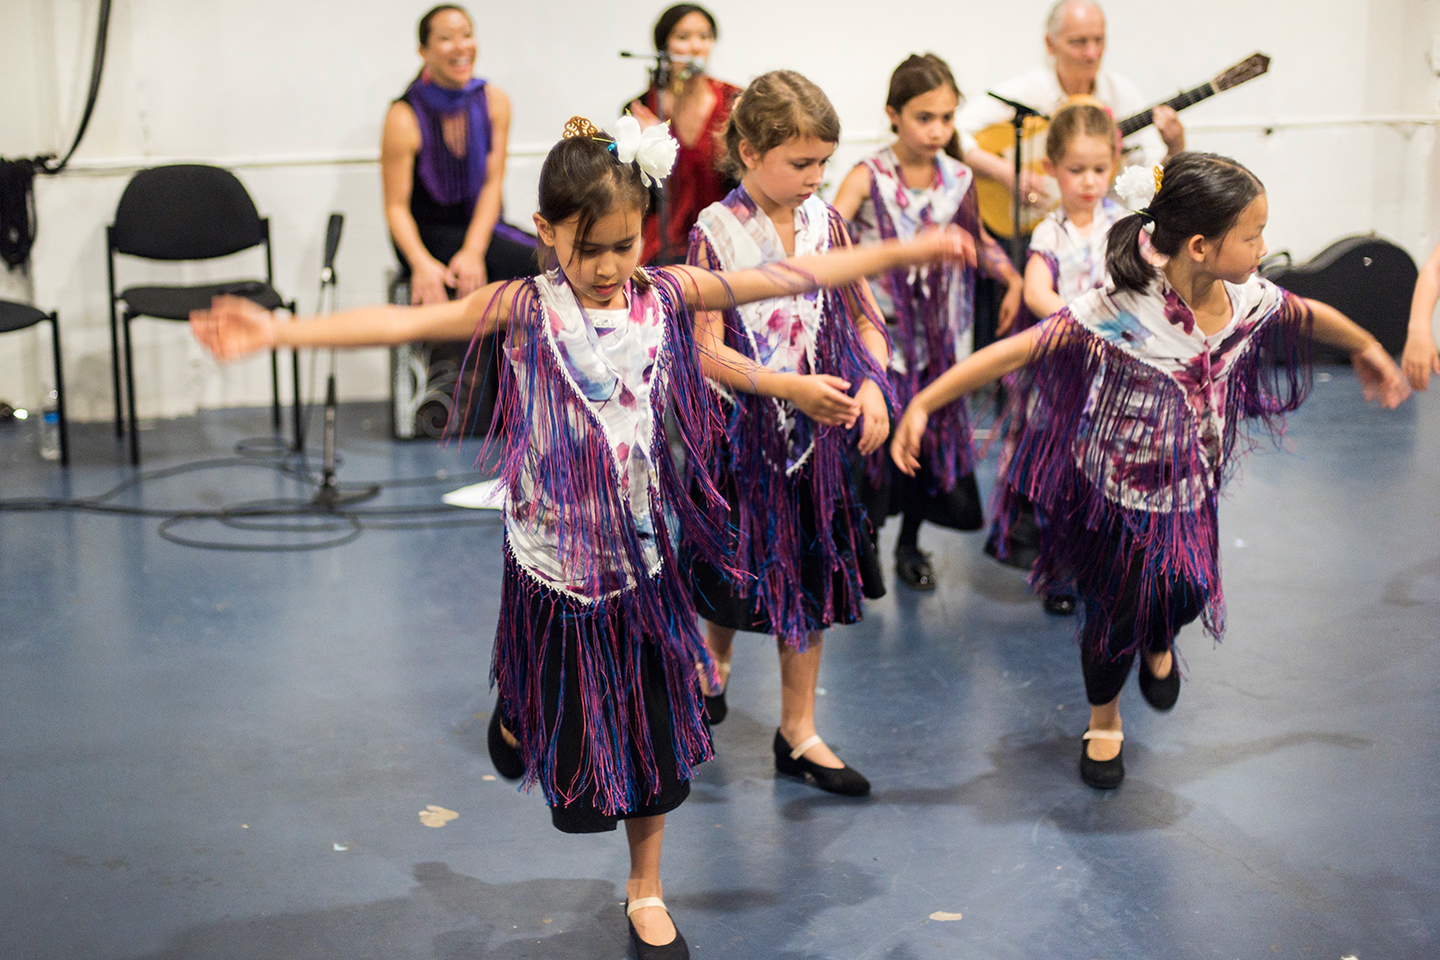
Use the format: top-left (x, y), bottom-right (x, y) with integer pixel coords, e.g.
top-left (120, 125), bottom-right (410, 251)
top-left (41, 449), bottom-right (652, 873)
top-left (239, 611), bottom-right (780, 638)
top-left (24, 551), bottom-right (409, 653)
top-left (626, 4), bottom-right (740, 264)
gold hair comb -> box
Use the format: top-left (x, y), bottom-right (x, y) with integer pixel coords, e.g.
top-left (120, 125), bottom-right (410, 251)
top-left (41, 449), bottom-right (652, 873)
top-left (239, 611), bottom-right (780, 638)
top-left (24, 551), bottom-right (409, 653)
top-left (563, 116), bottom-right (600, 139)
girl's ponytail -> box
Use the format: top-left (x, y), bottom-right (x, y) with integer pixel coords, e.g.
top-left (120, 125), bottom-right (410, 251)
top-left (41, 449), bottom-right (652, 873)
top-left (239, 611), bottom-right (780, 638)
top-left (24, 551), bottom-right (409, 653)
top-left (1105, 213), bottom-right (1157, 294)
top-left (1104, 152), bottom-right (1265, 295)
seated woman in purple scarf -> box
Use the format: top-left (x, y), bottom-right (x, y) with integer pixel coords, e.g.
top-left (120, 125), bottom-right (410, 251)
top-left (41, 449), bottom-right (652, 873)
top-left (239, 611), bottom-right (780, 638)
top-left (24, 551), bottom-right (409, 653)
top-left (381, 4), bottom-right (535, 436)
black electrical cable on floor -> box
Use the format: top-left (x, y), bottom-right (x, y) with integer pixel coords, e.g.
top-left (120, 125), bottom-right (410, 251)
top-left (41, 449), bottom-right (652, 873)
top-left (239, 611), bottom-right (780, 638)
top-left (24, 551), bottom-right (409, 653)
top-left (0, 437), bottom-right (499, 552)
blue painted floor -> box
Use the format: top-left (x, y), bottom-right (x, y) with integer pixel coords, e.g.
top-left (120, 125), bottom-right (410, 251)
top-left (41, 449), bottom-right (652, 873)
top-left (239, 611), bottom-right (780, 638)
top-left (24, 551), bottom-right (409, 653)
top-left (1, 373), bottom-right (1436, 959)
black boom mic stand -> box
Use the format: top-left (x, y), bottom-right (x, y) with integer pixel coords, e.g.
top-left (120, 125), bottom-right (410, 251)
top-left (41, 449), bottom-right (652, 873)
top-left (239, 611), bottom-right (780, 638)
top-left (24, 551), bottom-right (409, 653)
top-left (620, 50), bottom-right (683, 262)
top-left (987, 92), bottom-right (1050, 267)
top-left (312, 213), bottom-right (379, 509)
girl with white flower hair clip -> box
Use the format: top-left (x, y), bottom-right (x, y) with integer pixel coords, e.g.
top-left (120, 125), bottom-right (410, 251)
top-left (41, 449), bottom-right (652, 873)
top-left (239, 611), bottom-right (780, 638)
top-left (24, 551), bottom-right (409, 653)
top-left (894, 150), bottom-right (1407, 791)
top-left (190, 115), bottom-right (974, 960)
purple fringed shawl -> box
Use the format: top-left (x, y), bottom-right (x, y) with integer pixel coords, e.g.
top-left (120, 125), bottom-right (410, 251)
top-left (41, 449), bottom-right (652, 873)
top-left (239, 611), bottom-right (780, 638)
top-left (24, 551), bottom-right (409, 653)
top-left (404, 73), bottom-right (491, 211)
top-left (481, 268), bottom-right (731, 816)
top-left (998, 277), bottom-right (1313, 654)
top-left (689, 187), bottom-right (895, 645)
top-left (852, 150), bottom-right (980, 493)
top-left (990, 200), bottom-right (1125, 550)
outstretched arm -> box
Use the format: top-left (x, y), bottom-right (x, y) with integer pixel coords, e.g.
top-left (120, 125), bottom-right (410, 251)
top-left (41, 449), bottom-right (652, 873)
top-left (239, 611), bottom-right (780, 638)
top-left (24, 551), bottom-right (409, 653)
top-left (191, 281), bottom-right (520, 362)
top-left (667, 228), bottom-right (975, 314)
top-left (1402, 241), bottom-right (1440, 390)
top-left (1305, 297), bottom-right (1410, 409)
top-left (891, 321), bottom-right (1045, 475)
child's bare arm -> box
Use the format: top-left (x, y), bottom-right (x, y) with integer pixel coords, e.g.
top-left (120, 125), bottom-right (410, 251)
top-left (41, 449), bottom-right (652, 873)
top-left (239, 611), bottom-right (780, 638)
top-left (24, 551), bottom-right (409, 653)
top-left (1401, 241), bottom-right (1440, 389)
top-left (1306, 297), bottom-right (1411, 409)
top-left (1022, 253), bottom-right (1065, 321)
top-left (191, 282), bottom-right (517, 361)
top-left (891, 322), bottom-right (1045, 475)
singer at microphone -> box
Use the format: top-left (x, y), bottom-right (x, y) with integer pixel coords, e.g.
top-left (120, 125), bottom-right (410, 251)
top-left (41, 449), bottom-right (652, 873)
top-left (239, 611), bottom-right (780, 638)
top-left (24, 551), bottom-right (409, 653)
top-left (621, 3), bottom-right (739, 265)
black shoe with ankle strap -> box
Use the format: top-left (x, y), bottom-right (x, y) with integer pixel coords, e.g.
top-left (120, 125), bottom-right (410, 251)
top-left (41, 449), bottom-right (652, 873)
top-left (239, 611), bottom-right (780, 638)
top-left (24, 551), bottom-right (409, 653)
top-left (625, 897), bottom-right (689, 960)
top-left (773, 729), bottom-right (871, 796)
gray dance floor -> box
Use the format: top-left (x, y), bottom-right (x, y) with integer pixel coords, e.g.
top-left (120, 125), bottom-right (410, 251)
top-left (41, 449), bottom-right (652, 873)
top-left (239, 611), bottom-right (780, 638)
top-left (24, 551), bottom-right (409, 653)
top-left (1, 373), bottom-right (1435, 959)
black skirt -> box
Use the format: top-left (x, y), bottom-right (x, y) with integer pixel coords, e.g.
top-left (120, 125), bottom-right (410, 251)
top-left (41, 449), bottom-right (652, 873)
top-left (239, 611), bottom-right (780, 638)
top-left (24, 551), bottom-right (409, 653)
top-left (689, 464), bottom-right (884, 639)
top-left (498, 562), bottom-right (702, 835)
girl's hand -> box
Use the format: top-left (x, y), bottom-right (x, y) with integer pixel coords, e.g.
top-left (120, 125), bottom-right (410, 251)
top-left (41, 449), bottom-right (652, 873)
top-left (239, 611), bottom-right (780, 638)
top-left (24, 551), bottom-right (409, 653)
top-left (997, 278), bottom-right (1024, 337)
top-left (854, 379), bottom-right (890, 455)
top-left (889, 402), bottom-right (928, 476)
top-left (1401, 330), bottom-right (1440, 390)
top-left (411, 257), bottom-right (456, 305)
top-left (1352, 341), bottom-right (1412, 409)
top-left (449, 249), bottom-right (487, 299)
top-left (904, 227), bottom-right (977, 270)
top-left (190, 295), bottom-right (278, 362)
top-left (786, 374), bottom-right (861, 427)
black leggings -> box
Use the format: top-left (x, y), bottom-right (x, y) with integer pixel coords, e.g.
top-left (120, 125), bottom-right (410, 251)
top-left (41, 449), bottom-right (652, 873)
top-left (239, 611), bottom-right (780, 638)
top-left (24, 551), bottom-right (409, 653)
top-left (1079, 549), bottom-right (1205, 705)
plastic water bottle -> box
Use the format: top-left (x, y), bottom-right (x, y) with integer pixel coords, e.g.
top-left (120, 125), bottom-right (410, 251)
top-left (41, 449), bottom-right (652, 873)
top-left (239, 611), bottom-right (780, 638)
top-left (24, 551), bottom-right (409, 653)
top-left (38, 390), bottom-right (59, 461)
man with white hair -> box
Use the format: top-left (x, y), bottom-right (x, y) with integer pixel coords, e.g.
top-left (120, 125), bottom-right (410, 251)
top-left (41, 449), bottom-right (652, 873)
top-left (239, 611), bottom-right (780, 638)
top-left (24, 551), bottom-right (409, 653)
top-left (957, 0), bottom-right (1185, 212)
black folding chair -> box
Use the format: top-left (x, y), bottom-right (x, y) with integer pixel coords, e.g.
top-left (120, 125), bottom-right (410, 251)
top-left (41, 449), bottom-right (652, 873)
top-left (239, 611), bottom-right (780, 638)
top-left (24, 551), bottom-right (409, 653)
top-left (0, 300), bottom-right (69, 466)
top-left (106, 163), bottom-right (299, 465)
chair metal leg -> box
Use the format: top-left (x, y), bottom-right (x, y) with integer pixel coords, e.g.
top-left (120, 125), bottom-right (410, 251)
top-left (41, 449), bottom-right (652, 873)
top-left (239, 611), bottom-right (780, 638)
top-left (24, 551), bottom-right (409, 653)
top-left (106, 237), bottom-right (125, 439)
top-left (291, 348), bottom-right (304, 452)
top-left (48, 312), bottom-right (70, 467)
top-left (109, 312), bottom-right (125, 438)
top-left (122, 317), bottom-right (141, 466)
top-left (270, 350), bottom-right (281, 430)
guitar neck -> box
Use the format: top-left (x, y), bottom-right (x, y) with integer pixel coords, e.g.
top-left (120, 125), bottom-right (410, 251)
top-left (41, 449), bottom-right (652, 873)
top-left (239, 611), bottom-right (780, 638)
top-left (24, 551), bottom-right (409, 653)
top-left (1117, 82), bottom-right (1217, 137)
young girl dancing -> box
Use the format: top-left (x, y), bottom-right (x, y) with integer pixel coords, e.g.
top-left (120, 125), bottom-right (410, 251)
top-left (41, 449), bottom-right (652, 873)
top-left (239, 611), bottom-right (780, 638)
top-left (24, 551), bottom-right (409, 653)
top-left (193, 118), bottom-right (970, 958)
top-left (685, 71), bottom-right (895, 796)
top-left (831, 53), bottom-right (1024, 591)
top-left (986, 101), bottom-right (1126, 615)
top-left (893, 151), bottom-right (1409, 789)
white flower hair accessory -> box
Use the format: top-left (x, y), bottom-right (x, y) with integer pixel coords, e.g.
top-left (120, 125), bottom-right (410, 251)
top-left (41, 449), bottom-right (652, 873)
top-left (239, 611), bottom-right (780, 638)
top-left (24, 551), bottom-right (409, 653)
top-left (1115, 164), bottom-right (1163, 232)
top-left (613, 114), bottom-right (679, 187)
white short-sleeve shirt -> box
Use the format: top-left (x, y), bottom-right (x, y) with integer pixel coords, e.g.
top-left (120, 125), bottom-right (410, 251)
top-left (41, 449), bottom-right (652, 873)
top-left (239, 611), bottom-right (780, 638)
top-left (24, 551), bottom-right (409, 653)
top-left (956, 64), bottom-right (1167, 171)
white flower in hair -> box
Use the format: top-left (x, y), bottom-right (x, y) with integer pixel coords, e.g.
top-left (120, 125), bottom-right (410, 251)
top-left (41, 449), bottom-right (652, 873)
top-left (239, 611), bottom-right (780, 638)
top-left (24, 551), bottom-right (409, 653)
top-left (613, 114), bottom-right (680, 187)
top-left (1114, 164), bottom-right (1159, 213)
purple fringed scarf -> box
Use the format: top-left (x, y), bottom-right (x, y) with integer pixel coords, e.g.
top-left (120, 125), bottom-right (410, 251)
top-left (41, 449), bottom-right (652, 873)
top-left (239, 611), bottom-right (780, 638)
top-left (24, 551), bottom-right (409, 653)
top-left (690, 187), bottom-right (895, 646)
top-left (853, 149), bottom-right (981, 493)
top-left (475, 269), bottom-right (732, 816)
top-left (404, 72), bottom-right (491, 211)
top-left (996, 277), bottom-right (1312, 655)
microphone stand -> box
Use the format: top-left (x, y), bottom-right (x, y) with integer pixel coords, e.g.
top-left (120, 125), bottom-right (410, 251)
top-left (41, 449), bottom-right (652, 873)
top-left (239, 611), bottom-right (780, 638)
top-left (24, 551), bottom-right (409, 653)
top-left (988, 92), bottom-right (1050, 268)
top-left (622, 50), bottom-right (676, 262)
top-left (311, 213), bottom-right (379, 509)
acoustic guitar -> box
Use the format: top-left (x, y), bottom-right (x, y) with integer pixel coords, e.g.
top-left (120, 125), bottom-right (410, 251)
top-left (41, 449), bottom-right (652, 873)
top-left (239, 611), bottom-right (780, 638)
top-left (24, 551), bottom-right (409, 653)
top-left (973, 53), bottom-right (1272, 239)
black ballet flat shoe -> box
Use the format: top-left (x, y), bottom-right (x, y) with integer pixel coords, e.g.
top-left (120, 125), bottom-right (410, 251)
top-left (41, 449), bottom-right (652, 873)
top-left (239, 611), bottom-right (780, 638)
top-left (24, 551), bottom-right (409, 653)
top-left (773, 729), bottom-right (871, 797)
top-left (894, 544), bottom-right (937, 591)
top-left (625, 898), bottom-right (689, 960)
top-left (487, 706), bottom-right (524, 781)
top-left (1042, 592), bottom-right (1076, 616)
top-left (1138, 654), bottom-right (1181, 712)
top-left (1079, 728), bottom-right (1125, 790)
top-left (703, 688), bottom-right (728, 725)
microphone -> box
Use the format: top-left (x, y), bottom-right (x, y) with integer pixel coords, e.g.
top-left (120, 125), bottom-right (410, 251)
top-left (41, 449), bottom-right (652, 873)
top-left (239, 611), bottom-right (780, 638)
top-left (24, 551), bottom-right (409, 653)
top-left (620, 51), bottom-right (702, 67)
top-left (988, 92), bottom-right (1050, 120)
top-left (321, 213), bottom-right (343, 284)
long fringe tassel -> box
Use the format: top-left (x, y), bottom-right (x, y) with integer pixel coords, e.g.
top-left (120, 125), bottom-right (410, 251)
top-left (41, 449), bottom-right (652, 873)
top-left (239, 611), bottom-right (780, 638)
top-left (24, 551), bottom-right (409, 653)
top-left (1000, 297), bottom-right (1312, 656)
top-left (861, 177), bottom-right (977, 493)
top-left (468, 273), bottom-right (730, 816)
top-left (691, 216), bottom-right (893, 647)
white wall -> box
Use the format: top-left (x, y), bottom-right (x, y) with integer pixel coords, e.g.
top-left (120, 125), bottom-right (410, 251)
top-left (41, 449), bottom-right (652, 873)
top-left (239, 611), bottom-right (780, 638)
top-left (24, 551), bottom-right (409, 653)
top-left (2, 0), bottom-right (1438, 422)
